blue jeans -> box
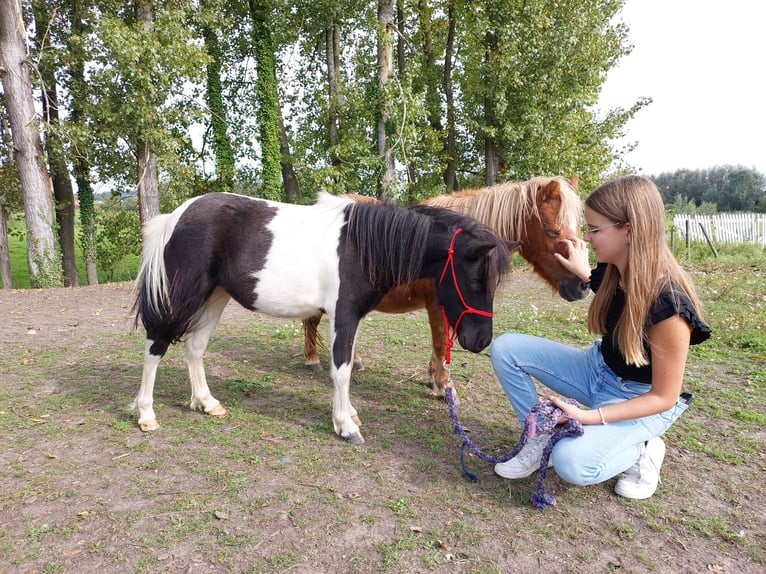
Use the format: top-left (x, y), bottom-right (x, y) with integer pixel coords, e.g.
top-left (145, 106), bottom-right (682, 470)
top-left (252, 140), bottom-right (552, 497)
top-left (490, 333), bottom-right (689, 486)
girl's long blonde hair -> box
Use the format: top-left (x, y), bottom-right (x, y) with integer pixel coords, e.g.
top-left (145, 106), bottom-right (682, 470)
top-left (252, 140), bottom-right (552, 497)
top-left (586, 175), bottom-right (704, 366)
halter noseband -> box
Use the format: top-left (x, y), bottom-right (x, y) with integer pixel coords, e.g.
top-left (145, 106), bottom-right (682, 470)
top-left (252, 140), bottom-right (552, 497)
top-left (438, 227), bottom-right (494, 366)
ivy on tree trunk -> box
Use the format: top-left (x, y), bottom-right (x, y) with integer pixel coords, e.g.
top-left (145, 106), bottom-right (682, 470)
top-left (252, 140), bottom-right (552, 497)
top-left (249, 0), bottom-right (283, 201)
top-left (203, 24), bottom-right (235, 193)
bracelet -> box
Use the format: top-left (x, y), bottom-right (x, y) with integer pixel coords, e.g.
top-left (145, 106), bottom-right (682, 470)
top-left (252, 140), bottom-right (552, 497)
top-left (598, 407), bottom-right (608, 425)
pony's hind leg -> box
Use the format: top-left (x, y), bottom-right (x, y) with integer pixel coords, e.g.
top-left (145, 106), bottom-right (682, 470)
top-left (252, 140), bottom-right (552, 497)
top-left (186, 288), bottom-right (231, 418)
top-left (133, 338), bottom-right (169, 431)
top-left (304, 314), bottom-right (364, 373)
top-left (303, 315), bottom-right (323, 371)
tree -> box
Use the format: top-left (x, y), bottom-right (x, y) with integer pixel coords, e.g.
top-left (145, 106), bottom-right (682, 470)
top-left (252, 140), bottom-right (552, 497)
top-left (0, 100), bottom-right (22, 288)
top-left (0, 0), bottom-right (62, 287)
top-left (376, 0), bottom-right (396, 198)
top-left (32, 0), bottom-right (78, 286)
top-left (248, 0), bottom-right (282, 200)
top-left (87, 1), bottom-right (207, 214)
top-left (442, 0), bottom-right (458, 191)
top-left (654, 166), bottom-right (766, 213)
top-left (133, 0), bottom-right (161, 225)
top-left (4, 0), bottom-right (649, 289)
top-left (201, 22), bottom-right (235, 193)
top-left (457, 0), bottom-right (638, 190)
top-left (67, 0), bottom-right (98, 284)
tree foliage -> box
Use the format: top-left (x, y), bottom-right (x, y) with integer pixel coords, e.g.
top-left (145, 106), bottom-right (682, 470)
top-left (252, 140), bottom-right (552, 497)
top-left (8, 0), bottom-right (734, 286)
top-left (653, 166), bottom-right (766, 213)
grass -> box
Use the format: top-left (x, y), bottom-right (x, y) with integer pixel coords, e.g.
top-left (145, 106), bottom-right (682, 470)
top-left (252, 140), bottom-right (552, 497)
top-left (0, 244), bottom-right (764, 572)
top-left (5, 218), bottom-right (139, 288)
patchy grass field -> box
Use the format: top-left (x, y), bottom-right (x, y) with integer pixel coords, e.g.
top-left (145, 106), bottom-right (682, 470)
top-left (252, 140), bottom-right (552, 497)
top-left (0, 268), bottom-right (764, 573)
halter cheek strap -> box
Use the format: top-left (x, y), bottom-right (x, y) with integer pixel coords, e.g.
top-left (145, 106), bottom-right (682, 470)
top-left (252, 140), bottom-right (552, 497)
top-left (438, 228), bottom-right (494, 365)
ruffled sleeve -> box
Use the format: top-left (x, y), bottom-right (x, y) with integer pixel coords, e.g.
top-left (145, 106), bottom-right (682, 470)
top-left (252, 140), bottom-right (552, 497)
top-left (648, 288), bottom-right (712, 345)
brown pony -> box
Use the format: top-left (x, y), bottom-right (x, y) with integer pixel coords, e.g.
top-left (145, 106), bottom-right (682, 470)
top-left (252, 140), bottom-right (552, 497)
top-left (303, 176), bottom-right (587, 390)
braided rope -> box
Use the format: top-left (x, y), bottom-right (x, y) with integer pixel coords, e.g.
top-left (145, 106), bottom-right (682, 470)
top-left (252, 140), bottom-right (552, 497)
top-left (445, 386), bottom-right (584, 509)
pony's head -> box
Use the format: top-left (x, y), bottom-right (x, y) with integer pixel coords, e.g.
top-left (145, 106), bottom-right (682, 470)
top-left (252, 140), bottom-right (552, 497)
top-left (517, 176), bottom-right (589, 301)
top-left (414, 205), bottom-right (518, 354)
top-left (422, 176), bottom-right (589, 302)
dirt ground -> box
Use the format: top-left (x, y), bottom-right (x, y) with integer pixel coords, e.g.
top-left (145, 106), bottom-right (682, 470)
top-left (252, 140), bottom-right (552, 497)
top-left (0, 281), bottom-right (138, 347)
top-left (0, 274), bottom-right (763, 573)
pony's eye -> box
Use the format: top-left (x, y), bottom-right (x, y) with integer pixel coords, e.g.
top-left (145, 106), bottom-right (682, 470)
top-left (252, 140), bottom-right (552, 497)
top-left (544, 227), bottom-right (561, 238)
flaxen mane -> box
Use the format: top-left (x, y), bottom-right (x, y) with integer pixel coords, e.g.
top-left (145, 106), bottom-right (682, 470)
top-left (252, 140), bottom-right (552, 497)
top-left (422, 176), bottom-right (582, 241)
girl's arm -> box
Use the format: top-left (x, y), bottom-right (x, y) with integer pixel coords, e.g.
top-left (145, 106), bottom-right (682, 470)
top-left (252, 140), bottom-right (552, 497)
top-left (551, 315), bottom-right (692, 424)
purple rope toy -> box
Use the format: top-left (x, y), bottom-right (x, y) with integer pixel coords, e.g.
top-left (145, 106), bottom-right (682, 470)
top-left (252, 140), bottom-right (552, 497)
top-left (445, 387), bottom-right (584, 509)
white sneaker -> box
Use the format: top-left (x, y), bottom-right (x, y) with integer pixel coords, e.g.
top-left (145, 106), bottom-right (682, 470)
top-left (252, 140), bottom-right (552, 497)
top-left (494, 434), bottom-right (553, 479)
top-left (614, 437), bottom-right (666, 499)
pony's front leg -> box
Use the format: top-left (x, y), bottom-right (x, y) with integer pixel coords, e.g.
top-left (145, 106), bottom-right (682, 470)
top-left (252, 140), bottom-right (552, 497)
top-left (329, 319), bottom-right (364, 444)
top-left (185, 288), bottom-right (230, 419)
top-left (426, 298), bottom-right (450, 394)
top-left (331, 363), bottom-right (363, 444)
top-left (133, 338), bottom-right (166, 431)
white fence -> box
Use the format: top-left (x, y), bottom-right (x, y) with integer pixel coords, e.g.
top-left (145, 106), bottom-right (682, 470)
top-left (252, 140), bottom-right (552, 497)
top-left (672, 213), bottom-right (766, 247)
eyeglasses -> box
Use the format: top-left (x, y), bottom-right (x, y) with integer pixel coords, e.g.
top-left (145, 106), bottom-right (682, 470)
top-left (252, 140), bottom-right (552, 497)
top-left (583, 222), bottom-right (623, 235)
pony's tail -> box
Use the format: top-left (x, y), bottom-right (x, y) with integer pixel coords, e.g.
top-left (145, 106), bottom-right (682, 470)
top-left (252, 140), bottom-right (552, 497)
top-left (133, 214), bottom-right (173, 335)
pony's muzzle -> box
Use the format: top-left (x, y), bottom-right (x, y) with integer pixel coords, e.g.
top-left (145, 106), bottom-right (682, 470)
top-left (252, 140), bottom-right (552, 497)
top-left (558, 277), bottom-right (590, 302)
top-left (456, 322), bottom-right (493, 353)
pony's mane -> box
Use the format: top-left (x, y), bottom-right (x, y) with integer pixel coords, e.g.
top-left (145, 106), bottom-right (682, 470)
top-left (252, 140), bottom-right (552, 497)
top-left (422, 176), bottom-right (581, 241)
top-left (344, 200), bottom-right (431, 288)
top-left (344, 200), bottom-right (510, 293)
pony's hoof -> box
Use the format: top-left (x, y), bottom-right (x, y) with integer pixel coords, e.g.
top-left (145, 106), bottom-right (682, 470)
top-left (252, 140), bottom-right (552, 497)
top-left (346, 432), bottom-right (365, 445)
top-left (352, 361), bottom-right (364, 371)
top-left (307, 362), bottom-right (322, 372)
top-left (139, 419), bottom-right (160, 432)
top-left (207, 404), bottom-right (227, 418)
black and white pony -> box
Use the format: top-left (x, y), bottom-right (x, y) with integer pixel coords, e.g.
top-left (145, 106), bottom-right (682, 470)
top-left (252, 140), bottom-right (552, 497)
top-left (132, 192), bottom-right (515, 444)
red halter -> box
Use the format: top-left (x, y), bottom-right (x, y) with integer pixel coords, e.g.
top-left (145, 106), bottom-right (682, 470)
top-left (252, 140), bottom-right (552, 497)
top-left (438, 228), bottom-right (494, 366)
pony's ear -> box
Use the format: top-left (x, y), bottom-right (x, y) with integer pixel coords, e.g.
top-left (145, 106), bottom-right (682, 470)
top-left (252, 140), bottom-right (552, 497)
top-left (473, 240), bottom-right (521, 258)
top-left (569, 175), bottom-right (580, 189)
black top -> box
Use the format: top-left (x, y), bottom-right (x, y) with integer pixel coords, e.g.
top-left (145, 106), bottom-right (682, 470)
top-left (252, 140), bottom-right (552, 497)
top-left (590, 263), bottom-right (712, 383)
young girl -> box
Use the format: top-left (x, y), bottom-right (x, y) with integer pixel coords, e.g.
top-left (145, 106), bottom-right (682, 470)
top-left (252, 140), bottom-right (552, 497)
top-left (490, 175), bottom-right (710, 499)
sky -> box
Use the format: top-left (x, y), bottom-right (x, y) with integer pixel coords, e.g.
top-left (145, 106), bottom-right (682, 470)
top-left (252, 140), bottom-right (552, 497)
top-left (596, 0), bottom-right (765, 176)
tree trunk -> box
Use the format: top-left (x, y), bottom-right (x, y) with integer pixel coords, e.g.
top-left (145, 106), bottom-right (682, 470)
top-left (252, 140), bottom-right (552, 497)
top-left (248, 0), bottom-right (283, 200)
top-left (137, 139), bottom-right (160, 224)
top-left (0, 204), bottom-right (11, 288)
top-left (396, 0), bottom-right (414, 186)
top-left (377, 0), bottom-right (396, 199)
top-left (443, 0), bottom-right (458, 191)
top-left (396, 0), bottom-right (406, 76)
top-left (0, 102), bottom-right (17, 288)
top-left (135, 0), bottom-right (160, 224)
top-left (0, 0), bottom-right (61, 287)
top-left (202, 24), bottom-right (235, 193)
top-left (325, 23), bottom-right (341, 164)
top-left (33, 0), bottom-right (78, 286)
top-left (277, 108), bottom-right (301, 203)
top-left (69, 0), bottom-right (98, 284)
top-left (417, 0), bottom-right (442, 132)
top-left (483, 29), bottom-right (499, 186)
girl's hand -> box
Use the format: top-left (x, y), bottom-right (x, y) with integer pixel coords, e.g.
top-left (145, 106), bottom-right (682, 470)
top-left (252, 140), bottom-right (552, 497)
top-left (554, 238), bottom-right (591, 283)
top-left (550, 395), bottom-right (585, 424)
